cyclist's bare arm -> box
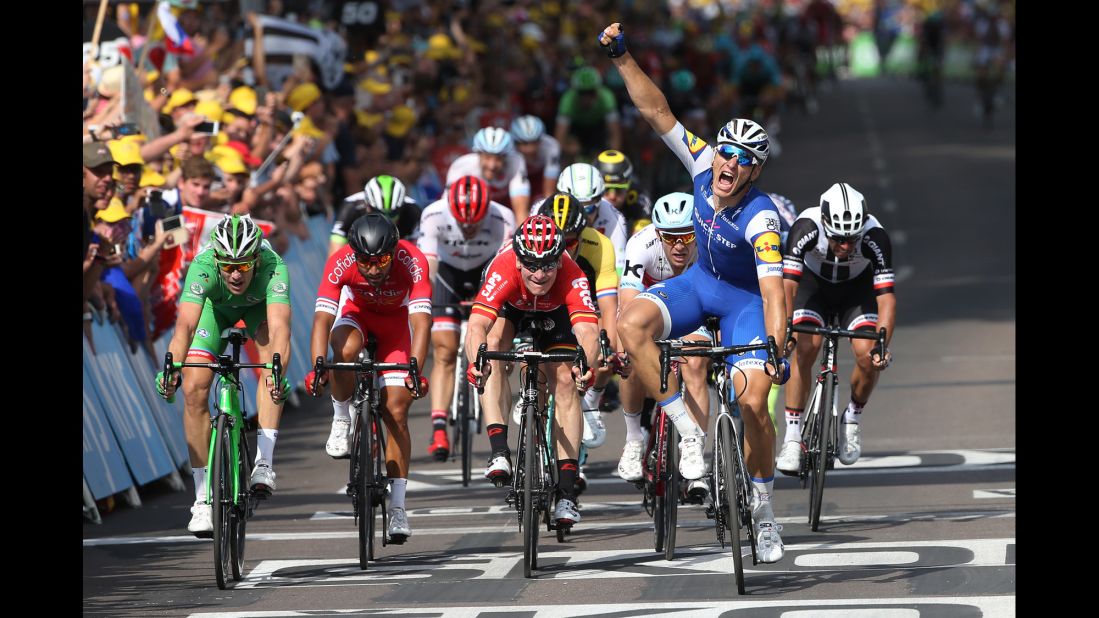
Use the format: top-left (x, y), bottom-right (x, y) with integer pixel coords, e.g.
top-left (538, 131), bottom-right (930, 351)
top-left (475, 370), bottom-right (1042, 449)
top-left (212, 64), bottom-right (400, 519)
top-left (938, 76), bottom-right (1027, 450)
top-left (875, 292), bottom-right (896, 348)
top-left (465, 312), bottom-right (495, 374)
top-left (599, 23), bottom-right (678, 136)
top-left (409, 312), bottom-right (432, 373)
top-left (309, 311), bottom-right (337, 363)
top-left (782, 278), bottom-right (798, 323)
top-left (760, 275), bottom-right (788, 381)
top-left (168, 301), bottom-right (205, 364)
top-left (264, 303), bottom-right (292, 395)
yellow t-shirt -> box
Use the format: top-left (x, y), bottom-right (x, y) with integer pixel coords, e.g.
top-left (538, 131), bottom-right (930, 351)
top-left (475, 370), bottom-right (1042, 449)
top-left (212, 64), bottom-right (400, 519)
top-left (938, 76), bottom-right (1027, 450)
top-left (574, 227), bottom-right (619, 301)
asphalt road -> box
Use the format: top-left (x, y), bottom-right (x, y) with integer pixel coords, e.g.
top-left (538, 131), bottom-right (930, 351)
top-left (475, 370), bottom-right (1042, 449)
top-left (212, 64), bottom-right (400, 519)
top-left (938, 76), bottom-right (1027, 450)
top-left (83, 75), bottom-right (1015, 617)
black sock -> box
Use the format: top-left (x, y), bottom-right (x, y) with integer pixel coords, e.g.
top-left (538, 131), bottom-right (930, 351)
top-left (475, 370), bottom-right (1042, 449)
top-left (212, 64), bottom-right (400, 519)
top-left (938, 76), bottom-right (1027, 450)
top-left (557, 459), bottom-right (579, 501)
top-left (487, 424), bottom-right (509, 455)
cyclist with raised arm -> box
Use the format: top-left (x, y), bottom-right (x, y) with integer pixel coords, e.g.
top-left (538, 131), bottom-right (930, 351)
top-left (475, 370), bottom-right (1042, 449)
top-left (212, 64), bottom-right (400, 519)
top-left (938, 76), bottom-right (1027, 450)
top-left (542, 192), bottom-right (623, 493)
top-left (616, 192), bottom-right (710, 502)
top-left (465, 215), bottom-right (599, 527)
top-left (156, 214), bottom-right (292, 537)
top-left (304, 213), bottom-right (431, 544)
top-left (330, 175), bottom-right (422, 255)
top-left (417, 175), bottom-right (515, 461)
top-left (446, 127), bottom-right (532, 221)
top-left (601, 22), bottom-right (790, 563)
top-left (510, 115), bottom-right (561, 201)
top-left (595, 149), bottom-right (653, 237)
top-left (776, 183), bottom-right (895, 475)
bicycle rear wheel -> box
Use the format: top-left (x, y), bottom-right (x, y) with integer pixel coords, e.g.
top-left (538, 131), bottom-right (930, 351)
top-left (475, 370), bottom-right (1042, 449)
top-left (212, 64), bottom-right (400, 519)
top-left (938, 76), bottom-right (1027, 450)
top-left (458, 369), bottom-right (472, 487)
top-left (664, 423), bottom-right (679, 561)
top-left (523, 405), bottom-right (538, 577)
top-left (717, 416), bottom-right (746, 595)
top-left (211, 415), bottom-right (233, 590)
top-left (357, 410), bottom-right (374, 569)
top-left (809, 380), bottom-right (833, 532)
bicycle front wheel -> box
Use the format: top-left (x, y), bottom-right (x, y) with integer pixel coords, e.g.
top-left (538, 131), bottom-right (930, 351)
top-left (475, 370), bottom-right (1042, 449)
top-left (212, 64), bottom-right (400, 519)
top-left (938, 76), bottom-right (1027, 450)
top-left (458, 375), bottom-right (472, 487)
top-left (358, 411), bottom-right (374, 569)
top-left (809, 380), bottom-right (833, 532)
top-left (717, 416), bottom-right (746, 595)
top-left (523, 405), bottom-right (538, 577)
top-left (664, 422), bottom-right (679, 562)
top-left (230, 448), bottom-right (249, 581)
top-left (212, 415), bottom-right (233, 590)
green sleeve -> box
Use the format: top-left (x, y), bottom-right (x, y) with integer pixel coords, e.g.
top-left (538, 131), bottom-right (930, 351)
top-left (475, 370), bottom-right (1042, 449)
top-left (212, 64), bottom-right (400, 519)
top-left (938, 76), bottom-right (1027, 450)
top-left (180, 255), bottom-right (217, 305)
top-left (598, 88), bottom-right (618, 116)
top-left (262, 250), bottom-right (291, 305)
top-left (556, 90), bottom-right (578, 119)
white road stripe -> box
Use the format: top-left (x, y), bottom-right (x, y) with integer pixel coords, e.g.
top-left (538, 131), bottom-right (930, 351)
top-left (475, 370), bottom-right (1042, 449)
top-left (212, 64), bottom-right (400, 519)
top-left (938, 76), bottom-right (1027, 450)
top-left (974, 488), bottom-right (1015, 499)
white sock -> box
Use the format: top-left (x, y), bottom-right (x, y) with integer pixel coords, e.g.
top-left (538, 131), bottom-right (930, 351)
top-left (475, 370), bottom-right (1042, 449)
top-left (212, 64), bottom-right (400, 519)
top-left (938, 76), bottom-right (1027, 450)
top-left (192, 467), bottom-right (207, 503)
top-left (623, 410), bottom-right (644, 442)
top-left (784, 408), bottom-right (802, 443)
top-left (390, 478), bottom-right (407, 509)
top-left (256, 429), bottom-right (278, 466)
top-left (751, 477), bottom-right (775, 507)
top-left (583, 385), bottom-right (605, 411)
top-left (332, 396), bottom-right (351, 421)
top-left (845, 399), bottom-right (864, 424)
top-left (660, 392), bottom-right (703, 438)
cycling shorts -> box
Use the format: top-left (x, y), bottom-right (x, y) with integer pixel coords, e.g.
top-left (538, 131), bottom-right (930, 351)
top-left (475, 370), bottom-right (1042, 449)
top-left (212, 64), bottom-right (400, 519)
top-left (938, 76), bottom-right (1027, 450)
top-left (793, 267), bottom-right (878, 332)
top-left (432, 261), bottom-right (487, 332)
top-left (332, 300), bottom-right (412, 388)
top-left (188, 300), bottom-right (267, 361)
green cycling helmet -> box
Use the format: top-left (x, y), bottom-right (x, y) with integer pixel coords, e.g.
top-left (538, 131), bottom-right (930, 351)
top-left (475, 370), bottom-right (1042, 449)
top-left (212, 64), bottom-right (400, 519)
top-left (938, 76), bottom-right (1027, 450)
top-left (571, 66), bottom-right (602, 91)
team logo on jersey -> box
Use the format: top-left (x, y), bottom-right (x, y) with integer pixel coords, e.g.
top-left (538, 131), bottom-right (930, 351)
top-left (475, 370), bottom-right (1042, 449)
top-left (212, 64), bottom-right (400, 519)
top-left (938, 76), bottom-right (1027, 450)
top-left (682, 129), bottom-right (706, 159)
top-left (753, 232), bottom-right (782, 263)
top-left (197, 328), bottom-right (209, 339)
top-left (190, 282), bottom-right (205, 295)
top-left (272, 282), bottom-right (288, 294)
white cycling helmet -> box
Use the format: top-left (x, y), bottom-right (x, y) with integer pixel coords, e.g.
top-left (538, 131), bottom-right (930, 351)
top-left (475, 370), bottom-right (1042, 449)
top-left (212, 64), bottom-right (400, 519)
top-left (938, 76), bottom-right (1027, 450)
top-left (556, 163), bottom-right (605, 204)
top-left (819, 182), bottom-right (868, 238)
top-left (652, 192), bottom-right (695, 231)
top-left (510, 115), bottom-right (545, 143)
top-left (716, 118), bottom-right (770, 165)
top-left (472, 126), bottom-right (514, 155)
top-left (209, 214), bottom-right (263, 261)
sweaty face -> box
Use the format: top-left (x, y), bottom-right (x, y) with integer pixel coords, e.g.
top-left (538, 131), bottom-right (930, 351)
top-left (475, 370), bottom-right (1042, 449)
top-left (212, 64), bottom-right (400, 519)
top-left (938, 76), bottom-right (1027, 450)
top-left (516, 141), bottom-right (539, 161)
top-left (603, 186), bottom-right (628, 209)
top-left (827, 236), bottom-right (859, 259)
top-left (356, 254), bottom-right (394, 286)
top-left (478, 153), bottom-right (506, 180)
top-left (517, 258), bottom-right (558, 295)
top-left (711, 146), bottom-right (759, 199)
top-left (218, 259), bottom-right (258, 295)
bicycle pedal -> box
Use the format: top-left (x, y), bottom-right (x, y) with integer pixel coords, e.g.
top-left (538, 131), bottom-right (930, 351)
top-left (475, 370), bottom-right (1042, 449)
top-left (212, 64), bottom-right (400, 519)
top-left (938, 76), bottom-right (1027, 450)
top-left (705, 505), bottom-right (716, 520)
top-left (250, 485), bottom-right (272, 499)
top-left (387, 534), bottom-right (409, 545)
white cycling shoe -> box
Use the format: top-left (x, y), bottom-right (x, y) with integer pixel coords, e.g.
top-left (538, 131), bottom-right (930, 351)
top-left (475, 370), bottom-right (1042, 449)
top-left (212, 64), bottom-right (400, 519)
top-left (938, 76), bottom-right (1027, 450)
top-left (775, 440), bottom-right (804, 476)
top-left (752, 499), bottom-right (785, 563)
top-left (582, 409), bottom-right (606, 448)
top-left (838, 422), bottom-right (861, 465)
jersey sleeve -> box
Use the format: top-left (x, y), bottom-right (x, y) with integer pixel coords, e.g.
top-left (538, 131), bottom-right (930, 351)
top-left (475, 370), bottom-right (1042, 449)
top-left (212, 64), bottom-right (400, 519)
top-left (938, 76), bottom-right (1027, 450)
top-left (619, 232), bottom-right (649, 291)
top-left (315, 248), bottom-right (353, 315)
top-left (396, 240), bottom-right (433, 314)
top-left (659, 121), bottom-right (715, 177)
top-left (508, 154), bottom-right (531, 199)
top-left (542, 137), bottom-right (561, 180)
top-left (559, 257), bottom-right (599, 325)
top-left (179, 256), bottom-right (216, 305)
top-left (471, 251), bottom-right (515, 322)
top-left (330, 197), bottom-right (362, 243)
top-left (556, 90), bottom-right (577, 124)
top-left (744, 206), bottom-right (784, 279)
top-left (415, 202), bottom-right (446, 258)
top-left (783, 218), bottom-right (818, 282)
top-left (862, 227), bottom-right (895, 296)
top-left (491, 202), bottom-right (516, 239)
top-left (593, 232), bottom-right (619, 299)
top-left (598, 88), bottom-right (620, 122)
top-left (605, 205), bottom-right (628, 275)
top-left (263, 250), bottom-right (291, 305)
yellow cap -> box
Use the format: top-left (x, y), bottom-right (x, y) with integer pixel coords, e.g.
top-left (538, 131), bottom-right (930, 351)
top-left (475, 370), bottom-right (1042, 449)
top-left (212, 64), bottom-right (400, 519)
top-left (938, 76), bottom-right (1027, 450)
top-left (426, 33), bottom-right (461, 60)
top-left (228, 86), bottom-right (257, 115)
top-left (384, 105), bottom-right (417, 138)
top-left (107, 140), bottom-right (145, 167)
top-left (360, 77), bottom-right (392, 95)
top-left (140, 169), bottom-right (167, 188)
top-left (164, 88), bottom-right (196, 113)
top-left (194, 99), bottom-right (224, 122)
top-left (287, 83), bottom-right (322, 112)
top-left (293, 116), bottom-right (327, 139)
top-left (95, 198), bottom-right (132, 223)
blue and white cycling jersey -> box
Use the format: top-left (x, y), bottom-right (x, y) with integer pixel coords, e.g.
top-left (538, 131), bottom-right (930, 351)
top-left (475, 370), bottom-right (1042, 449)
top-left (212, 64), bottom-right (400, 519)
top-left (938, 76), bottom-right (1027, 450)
top-left (659, 121), bottom-right (785, 292)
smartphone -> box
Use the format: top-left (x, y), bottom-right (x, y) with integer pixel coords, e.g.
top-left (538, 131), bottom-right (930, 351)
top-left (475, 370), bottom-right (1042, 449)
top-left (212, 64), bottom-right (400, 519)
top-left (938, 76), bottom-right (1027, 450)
top-left (194, 121), bottom-right (220, 136)
top-left (157, 215), bottom-right (190, 248)
top-left (113, 123), bottom-right (140, 137)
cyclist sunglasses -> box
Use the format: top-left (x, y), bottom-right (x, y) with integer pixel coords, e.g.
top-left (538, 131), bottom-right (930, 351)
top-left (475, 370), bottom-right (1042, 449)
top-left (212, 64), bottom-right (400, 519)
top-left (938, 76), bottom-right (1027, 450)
top-left (658, 231), bottom-right (697, 246)
top-left (579, 199), bottom-right (600, 215)
top-left (520, 259), bottom-right (560, 274)
top-left (355, 252), bottom-right (393, 267)
top-left (827, 233), bottom-right (861, 245)
top-left (715, 144), bottom-right (755, 166)
top-left (217, 259), bottom-right (257, 273)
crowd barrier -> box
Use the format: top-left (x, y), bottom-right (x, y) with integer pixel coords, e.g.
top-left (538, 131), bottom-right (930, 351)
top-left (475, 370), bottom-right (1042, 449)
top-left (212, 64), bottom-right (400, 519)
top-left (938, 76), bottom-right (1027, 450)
top-left (83, 214), bottom-right (332, 523)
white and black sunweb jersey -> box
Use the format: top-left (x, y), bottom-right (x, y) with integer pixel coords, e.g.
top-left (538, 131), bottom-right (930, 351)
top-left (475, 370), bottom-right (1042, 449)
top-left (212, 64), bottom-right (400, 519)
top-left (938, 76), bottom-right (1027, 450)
top-left (619, 223), bottom-right (698, 291)
top-left (782, 206), bottom-right (896, 295)
top-left (415, 199), bottom-right (516, 271)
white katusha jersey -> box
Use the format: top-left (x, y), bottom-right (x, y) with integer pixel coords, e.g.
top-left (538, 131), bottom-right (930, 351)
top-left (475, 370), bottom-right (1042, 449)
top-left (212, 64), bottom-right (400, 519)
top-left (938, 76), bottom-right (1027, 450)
top-left (531, 195), bottom-right (627, 273)
top-left (445, 152), bottom-right (531, 206)
top-left (416, 199), bottom-right (516, 271)
top-left (619, 223), bottom-right (698, 291)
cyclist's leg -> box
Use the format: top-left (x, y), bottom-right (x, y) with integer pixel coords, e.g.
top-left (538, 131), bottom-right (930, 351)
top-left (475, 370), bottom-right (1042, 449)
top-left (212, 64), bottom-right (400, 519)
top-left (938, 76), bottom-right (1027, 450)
top-left (371, 314), bottom-right (415, 539)
top-left (786, 273), bottom-right (828, 443)
top-left (245, 303), bottom-right (287, 490)
top-left (680, 328), bottom-right (713, 429)
top-left (481, 310), bottom-right (517, 481)
top-left (182, 302), bottom-right (236, 490)
top-left (428, 306), bottom-right (460, 457)
top-left (836, 276), bottom-right (882, 464)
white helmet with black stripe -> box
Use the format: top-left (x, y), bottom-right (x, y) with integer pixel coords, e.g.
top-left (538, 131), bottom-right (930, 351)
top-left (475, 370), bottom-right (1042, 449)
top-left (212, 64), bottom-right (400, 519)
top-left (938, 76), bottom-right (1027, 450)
top-left (820, 182), bottom-right (868, 238)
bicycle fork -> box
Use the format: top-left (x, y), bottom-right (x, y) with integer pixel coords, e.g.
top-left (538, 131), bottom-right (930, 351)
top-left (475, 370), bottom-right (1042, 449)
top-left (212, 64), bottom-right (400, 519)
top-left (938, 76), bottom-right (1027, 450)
top-left (205, 383), bottom-right (243, 507)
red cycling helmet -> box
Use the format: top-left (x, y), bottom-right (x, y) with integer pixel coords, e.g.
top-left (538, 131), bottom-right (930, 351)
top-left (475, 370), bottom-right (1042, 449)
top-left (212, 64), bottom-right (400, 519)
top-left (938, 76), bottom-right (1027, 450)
top-left (448, 175), bottom-right (491, 225)
top-left (512, 214), bottom-right (564, 264)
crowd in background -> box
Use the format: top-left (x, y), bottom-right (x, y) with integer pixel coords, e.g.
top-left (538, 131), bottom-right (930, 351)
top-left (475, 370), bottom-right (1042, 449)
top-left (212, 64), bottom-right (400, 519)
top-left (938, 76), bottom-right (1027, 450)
top-left (82, 0), bottom-right (1014, 356)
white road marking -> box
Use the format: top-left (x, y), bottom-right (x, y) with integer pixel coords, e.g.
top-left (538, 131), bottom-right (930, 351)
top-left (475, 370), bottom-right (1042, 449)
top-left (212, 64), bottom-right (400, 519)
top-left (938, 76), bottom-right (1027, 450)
top-left (974, 488), bottom-right (1015, 499)
top-left (795, 551), bottom-right (920, 567)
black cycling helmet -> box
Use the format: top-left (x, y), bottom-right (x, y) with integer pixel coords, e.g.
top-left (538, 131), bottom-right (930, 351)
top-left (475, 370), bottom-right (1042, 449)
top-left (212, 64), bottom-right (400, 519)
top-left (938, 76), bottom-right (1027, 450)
top-left (545, 191), bottom-right (586, 235)
top-left (594, 149), bottom-right (633, 189)
top-left (348, 212), bottom-right (399, 256)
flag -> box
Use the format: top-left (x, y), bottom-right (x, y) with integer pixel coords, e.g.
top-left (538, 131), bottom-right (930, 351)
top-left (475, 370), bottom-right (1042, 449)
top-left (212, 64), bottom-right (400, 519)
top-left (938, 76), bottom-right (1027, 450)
top-left (157, 0), bottom-right (195, 57)
top-left (245, 15), bottom-right (347, 90)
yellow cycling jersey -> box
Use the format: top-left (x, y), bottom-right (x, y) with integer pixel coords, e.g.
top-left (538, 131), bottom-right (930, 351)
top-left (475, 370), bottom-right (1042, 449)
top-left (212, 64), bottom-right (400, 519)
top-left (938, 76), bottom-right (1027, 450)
top-left (573, 227), bottom-right (619, 301)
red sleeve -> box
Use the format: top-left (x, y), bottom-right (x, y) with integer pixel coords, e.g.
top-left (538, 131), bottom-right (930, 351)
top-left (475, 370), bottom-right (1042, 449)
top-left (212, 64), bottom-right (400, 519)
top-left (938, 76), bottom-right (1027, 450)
top-left (395, 240), bottom-right (433, 314)
top-left (556, 255), bottom-right (599, 325)
top-left (471, 250), bottom-right (517, 322)
top-left (316, 246), bottom-right (355, 315)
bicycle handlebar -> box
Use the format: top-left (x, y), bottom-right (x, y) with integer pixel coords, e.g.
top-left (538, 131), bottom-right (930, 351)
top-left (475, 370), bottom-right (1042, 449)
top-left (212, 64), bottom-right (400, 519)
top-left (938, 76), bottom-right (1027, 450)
top-left (475, 342), bottom-right (588, 395)
top-left (312, 353), bottom-right (423, 397)
top-left (655, 336), bottom-right (780, 394)
top-left (163, 351), bottom-right (283, 403)
top-left (785, 317), bottom-right (888, 359)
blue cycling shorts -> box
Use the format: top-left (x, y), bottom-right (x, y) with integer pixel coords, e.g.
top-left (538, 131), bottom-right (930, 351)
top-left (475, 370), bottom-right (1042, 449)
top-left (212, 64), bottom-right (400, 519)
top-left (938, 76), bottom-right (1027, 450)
top-left (635, 263), bottom-right (768, 372)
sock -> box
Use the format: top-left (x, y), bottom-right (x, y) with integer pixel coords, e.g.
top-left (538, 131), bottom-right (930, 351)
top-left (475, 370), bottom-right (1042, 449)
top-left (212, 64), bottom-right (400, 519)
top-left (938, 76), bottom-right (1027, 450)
top-left (487, 423), bottom-right (509, 455)
top-left (332, 396), bottom-right (351, 421)
top-left (784, 406), bottom-right (804, 443)
top-left (751, 476), bottom-right (775, 508)
top-left (557, 459), bottom-right (579, 501)
top-left (583, 385), bottom-right (606, 411)
top-left (623, 409), bottom-right (644, 442)
top-left (256, 429), bottom-right (278, 466)
top-left (389, 478), bottom-right (407, 509)
top-left (192, 467), bottom-right (207, 503)
top-left (845, 398), bottom-right (866, 424)
top-left (431, 409), bottom-right (448, 432)
top-left (659, 392), bottom-right (703, 438)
